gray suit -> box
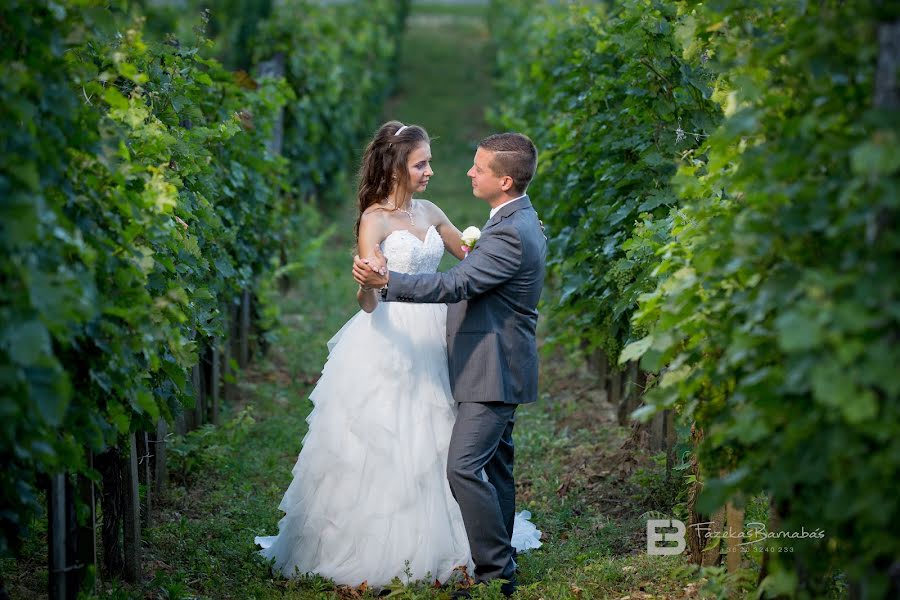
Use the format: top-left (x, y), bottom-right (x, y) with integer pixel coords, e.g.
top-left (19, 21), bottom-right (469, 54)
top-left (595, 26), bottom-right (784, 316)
top-left (384, 196), bottom-right (546, 588)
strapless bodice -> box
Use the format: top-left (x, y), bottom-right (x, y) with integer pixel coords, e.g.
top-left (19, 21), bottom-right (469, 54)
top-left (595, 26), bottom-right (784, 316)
top-left (380, 225), bottom-right (444, 275)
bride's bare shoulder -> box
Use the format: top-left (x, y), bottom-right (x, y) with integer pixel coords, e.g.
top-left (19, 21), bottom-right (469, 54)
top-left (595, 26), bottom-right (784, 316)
top-left (416, 199), bottom-right (447, 220)
top-left (361, 203), bottom-right (389, 218)
top-left (360, 206), bottom-right (389, 226)
top-left (358, 208), bottom-right (390, 243)
top-left (416, 199), bottom-right (455, 229)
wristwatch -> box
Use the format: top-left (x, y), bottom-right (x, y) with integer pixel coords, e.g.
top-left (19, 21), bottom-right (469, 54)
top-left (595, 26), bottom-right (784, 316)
top-left (379, 283), bottom-right (388, 300)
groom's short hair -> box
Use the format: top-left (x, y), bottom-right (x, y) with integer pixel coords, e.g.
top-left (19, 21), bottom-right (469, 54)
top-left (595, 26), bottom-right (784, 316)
top-left (479, 133), bottom-right (538, 195)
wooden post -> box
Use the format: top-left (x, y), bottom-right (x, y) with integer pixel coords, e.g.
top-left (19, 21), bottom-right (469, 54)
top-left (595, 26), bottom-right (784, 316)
top-left (191, 362), bottom-right (203, 430)
top-left (625, 360), bottom-right (639, 398)
top-left (725, 502), bottom-right (745, 573)
top-left (649, 407), bottom-right (675, 460)
top-left (224, 322), bottom-right (235, 405)
top-left (225, 298), bottom-right (238, 404)
top-left (121, 434), bottom-right (141, 582)
top-left (211, 337), bottom-right (221, 425)
top-left (154, 418), bottom-right (168, 496)
top-left (593, 350), bottom-right (608, 398)
top-left (48, 473), bottom-right (67, 600)
top-left (229, 298), bottom-right (241, 371)
top-left (97, 448), bottom-right (123, 577)
top-left (650, 411), bottom-right (666, 451)
top-left (687, 423), bottom-right (708, 566)
top-left (609, 370), bottom-right (623, 422)
top-left (240, 288), bottom-right (251, 367)
top-left (198, 349), bottom-right (208, 426)
top-left (620, 361), bottom-right (643, 427)
top-left (702, 506), bottom-right (726, 566)
top-left (140, 432), bottom-right (152, 528)
top-left (71, 456), bottom-right (97, 597)
top-left (47, 467), bottom-right (96, 599)
top-left (758, 500), bottom-right (783, 585)
top-left (664, 409), bottom-right (676, 477)
top-left (174, 409), bottom-right (186, 436)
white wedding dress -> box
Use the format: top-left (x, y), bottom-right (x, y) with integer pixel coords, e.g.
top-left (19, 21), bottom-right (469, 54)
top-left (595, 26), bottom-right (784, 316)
top-left (255, 224), bottom-right (541, 588)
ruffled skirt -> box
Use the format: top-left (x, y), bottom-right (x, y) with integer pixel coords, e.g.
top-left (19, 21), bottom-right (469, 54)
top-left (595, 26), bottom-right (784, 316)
top-left (255, 301), bottom-right (540, 587)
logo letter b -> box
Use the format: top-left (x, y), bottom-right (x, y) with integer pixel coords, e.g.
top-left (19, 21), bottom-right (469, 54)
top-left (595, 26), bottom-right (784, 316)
top-left (647, 519), bottom-right (686, 556)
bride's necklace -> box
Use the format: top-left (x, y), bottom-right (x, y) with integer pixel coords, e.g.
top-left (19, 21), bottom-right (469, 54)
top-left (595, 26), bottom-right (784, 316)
top-left (383, 199), bottom-right (415, 227)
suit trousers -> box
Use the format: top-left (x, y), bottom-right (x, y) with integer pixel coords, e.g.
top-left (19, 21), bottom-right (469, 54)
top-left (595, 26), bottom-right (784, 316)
top-left (446, 401), bottom-right (518, 584)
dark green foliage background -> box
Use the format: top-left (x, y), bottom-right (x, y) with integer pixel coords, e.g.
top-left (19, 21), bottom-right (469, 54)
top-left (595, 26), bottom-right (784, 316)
top-left (490, 0), bottom-right (900, 596)
top-left (0, 0), bottom-right (404, 562)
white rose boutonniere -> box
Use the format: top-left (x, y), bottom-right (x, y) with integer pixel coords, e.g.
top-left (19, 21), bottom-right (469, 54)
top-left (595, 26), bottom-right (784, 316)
top-left (460, 226), bottom-right (481, 258)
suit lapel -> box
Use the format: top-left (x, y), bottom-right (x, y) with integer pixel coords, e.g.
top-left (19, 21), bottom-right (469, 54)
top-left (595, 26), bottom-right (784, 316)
top-left (483, 196), bottom-right (532, 231)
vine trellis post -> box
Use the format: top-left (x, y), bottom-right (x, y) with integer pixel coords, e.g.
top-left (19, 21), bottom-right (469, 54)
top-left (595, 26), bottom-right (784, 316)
top-left (211, 338), bottom-right (221, 425)
top-left (53, 48), bottom-right (297, 595)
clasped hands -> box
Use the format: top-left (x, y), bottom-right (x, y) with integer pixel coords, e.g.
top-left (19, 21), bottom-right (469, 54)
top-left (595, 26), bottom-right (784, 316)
top-left (353, 245), bottom-right (389, 291)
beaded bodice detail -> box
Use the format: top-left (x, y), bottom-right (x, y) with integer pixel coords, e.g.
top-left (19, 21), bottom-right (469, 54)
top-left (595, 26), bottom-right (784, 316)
top-left (380, 225), bottom-right (444, 275)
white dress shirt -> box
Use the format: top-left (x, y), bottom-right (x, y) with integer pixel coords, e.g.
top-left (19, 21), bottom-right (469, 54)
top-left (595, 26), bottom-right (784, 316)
top-left (489, 194), bottom-right (527, 219)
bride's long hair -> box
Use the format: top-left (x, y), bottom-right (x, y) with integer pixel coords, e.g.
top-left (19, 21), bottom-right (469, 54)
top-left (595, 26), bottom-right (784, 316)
top-left (355, 121), bottom-right (430, 238)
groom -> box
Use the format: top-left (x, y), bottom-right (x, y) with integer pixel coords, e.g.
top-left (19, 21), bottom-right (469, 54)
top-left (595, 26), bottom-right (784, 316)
top-left (352, 133), bottom-right (546, 596)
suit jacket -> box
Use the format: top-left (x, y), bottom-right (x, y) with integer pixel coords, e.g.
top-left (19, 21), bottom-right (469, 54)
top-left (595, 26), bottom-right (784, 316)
top-left (385, 196), bottom-right (547, 404)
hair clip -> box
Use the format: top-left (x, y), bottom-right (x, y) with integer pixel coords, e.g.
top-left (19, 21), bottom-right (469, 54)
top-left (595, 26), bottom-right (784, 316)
top-left (394, 125), bottom-right (409, 136)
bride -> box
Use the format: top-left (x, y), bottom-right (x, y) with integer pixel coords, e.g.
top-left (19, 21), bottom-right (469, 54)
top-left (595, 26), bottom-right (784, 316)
top-left (254, 121), bottom-right (540, 589)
